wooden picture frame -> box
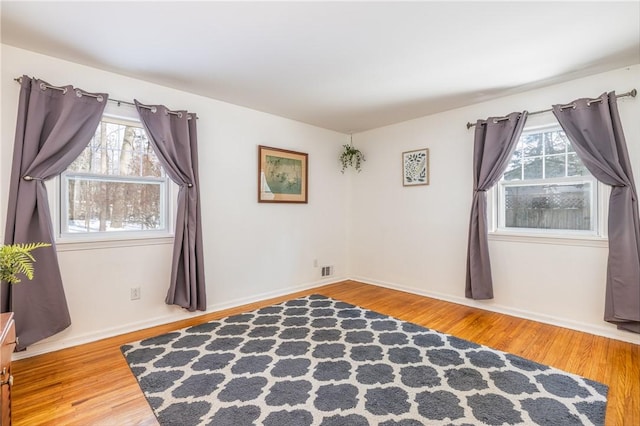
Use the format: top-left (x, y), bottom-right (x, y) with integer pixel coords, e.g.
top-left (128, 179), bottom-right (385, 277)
top-left (402, 148), bottom-right (429, 186)
top-left (258, 145), bottom-right (308, 203)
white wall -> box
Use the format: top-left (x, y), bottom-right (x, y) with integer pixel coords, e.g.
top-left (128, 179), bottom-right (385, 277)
top-left (349, 64), bottom-right (640, 344)
top-left (1, 45), bottom-right (350, 357)
top-left (2, 44), bottom-right (638, 357)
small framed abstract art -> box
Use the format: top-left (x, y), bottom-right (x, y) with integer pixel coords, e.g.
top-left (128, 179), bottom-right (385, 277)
top-left (258, 145), bottom-right (308, 203)
top-left (402, 148), bottom-right (429, 186)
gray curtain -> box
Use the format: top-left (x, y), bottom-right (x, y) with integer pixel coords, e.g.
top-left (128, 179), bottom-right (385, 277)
top-left (553, 92), bottom-right (640, 333)
top-left (2, 76), bottom-right (107, 350)
top-left (466, 111), bottom-right (528, 300)
top-left (135, 101), bottom-right (206, 312)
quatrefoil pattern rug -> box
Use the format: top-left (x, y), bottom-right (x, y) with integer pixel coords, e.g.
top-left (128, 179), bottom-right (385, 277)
top-left (121, 295), bottom-right (608, 425)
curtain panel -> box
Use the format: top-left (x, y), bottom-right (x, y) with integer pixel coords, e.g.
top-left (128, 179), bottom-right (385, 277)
top-left (466, 111), bottom-right (528, 300)
top-left (2, 76), bottom-right (107, 350)
top-left (553, 92), bottom-right (640, 333)
top-left (135, 101), bottom-right (206, 312)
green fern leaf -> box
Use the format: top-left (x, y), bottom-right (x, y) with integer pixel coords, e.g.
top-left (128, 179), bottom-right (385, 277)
top-left (0, 242), bottom-right (51, 284)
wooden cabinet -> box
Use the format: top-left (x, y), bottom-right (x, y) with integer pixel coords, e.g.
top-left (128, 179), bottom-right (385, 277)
top-left (1, 313), bottom-right (15, 426)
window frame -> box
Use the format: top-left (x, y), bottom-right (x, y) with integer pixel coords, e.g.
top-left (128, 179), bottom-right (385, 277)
top-left (52, 109), bottom-right (175, 248)
top-left (488, 122), bottom-right (608, 247)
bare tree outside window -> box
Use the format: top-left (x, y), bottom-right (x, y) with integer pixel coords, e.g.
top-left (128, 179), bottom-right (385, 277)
top-left (62, 118), bottom-right (169, 235)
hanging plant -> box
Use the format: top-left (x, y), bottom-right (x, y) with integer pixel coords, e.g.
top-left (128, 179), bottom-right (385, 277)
top-left (339, 136), bottom-right (365, 173)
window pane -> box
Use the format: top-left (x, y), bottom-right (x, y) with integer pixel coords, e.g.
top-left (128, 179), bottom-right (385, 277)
top-left (66, 178), bottom-right (163, 232)
top-left (523, 157), bottom-right (542, 180)
top-left (545, 154), bottom-right (565, 178)
top-left (504, 158), bottom-right (522, 181)
top-left (521, 133), bottom-right (543, 156)
top-left (498, 126), bottom-right (596, 235)
top-left (62, 118), bottom-right (170, 238)
top-left (544, 131), bottom-right (568, 155)
top-left (567, 153), bottom-right (589, 176)
top-left (504, 183), bottom-right (592, 230)
top-left (68, 122), bottom-right (162, 178)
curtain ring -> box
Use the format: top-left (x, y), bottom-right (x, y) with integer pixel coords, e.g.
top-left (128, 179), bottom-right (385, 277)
top-left (587, 98), bottom-right (603, 107)
top-left (559, 103), bottom-right (576, 111)
top-left (151, 106), bottom-right (157, 113)
top-left (164, 110), bottom-right (183, 119)
top-left (75, 89), bottom-right (83, 98)
top-left (39, 82), bottom-right (67, 94)
top-left (492, 117), bottom-right (509, 124)
top-left (96, 95), bottom-right (104, 102)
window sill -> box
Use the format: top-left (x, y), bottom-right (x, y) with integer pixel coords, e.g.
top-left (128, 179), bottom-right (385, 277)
top-left (488, 232), bottom-right (608, 248)
top-left (56, 235), bottom-right (174, 252)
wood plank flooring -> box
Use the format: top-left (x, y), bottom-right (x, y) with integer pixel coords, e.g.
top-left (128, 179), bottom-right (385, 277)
top-left (11, 280), bottom-right (640, 425)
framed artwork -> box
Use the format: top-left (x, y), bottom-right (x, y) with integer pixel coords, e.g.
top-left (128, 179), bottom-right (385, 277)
top-left (402, 148), bottom-right (429, 186)
top-left (258, 145), bottom-right (308, 203)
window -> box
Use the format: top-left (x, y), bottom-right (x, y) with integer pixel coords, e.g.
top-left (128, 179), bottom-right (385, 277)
top-left (494, 124), bottom-right (601, 237)
top-left (59, 116), bottom-right (172, 239)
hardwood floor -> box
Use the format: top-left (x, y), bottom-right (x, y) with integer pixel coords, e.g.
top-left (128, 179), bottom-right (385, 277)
top-left (11, 280), bottom-right (640, 425)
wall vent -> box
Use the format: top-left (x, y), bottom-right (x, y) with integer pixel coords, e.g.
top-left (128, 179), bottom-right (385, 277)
top-left (321, 266), bottom-right (333, 277)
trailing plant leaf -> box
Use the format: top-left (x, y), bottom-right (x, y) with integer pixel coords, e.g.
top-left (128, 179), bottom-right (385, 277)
top-left (339, 144), bottom-right (366, 173)
top-left (0, 242), bottom-right (51, 284)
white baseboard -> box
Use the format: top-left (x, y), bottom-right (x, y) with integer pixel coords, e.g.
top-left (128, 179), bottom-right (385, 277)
top-left (350, 275), bottom-right (640, 345)
top-left (13, 276), bottom-right (347, 360)
top-left (14, 274), bottom-right (637, 360)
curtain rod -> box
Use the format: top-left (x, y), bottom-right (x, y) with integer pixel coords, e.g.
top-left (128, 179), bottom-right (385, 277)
top-left (466, 89), bottom-right (637, 129)
top-left (13, 77), bottom-right (194, 119)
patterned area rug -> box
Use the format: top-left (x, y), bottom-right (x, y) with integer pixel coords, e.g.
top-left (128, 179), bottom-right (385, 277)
top-left (121, 295), bottom-right (608, 425)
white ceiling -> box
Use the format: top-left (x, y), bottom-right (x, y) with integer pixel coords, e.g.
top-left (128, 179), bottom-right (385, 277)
top-left (1, 1), bottom-right (639, 133)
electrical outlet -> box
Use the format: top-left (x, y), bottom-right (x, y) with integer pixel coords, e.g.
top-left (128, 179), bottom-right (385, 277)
top-left (130, 287), bottom-right (141, 300)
